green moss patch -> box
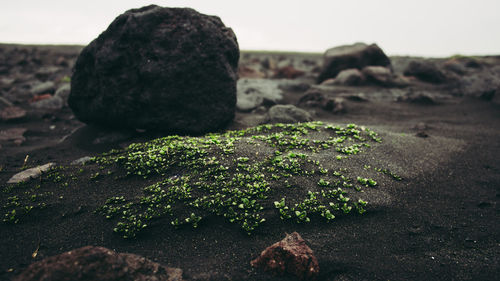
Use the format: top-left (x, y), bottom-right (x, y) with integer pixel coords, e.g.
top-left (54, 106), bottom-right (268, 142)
top-left (2, 121), bottom-right (402, 238)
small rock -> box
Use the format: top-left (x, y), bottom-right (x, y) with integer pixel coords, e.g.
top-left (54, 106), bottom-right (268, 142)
top-left (13, 246), bottom-right (184, 281)
top-left (319, 78), bottom-right (336, 86)
top-left (398, 92), bottom-right (437, 105)
top-left (35, 66), bottom-right (61, 80)
top-left (30, 96), bottom-right (64, 110)
top-left (0, 77), bottom-right (15, 89)
top-left (0, 128), bottom-right (27, 144)
top-left (413, 122), bottom-right (428, 131)
top-left (346, 93), bottom-right (368, 102)
top-left (443, 58), bottom-right (467, 75)
top-left (333, 68), bottom-right (365, 86)
top-left (0, 106), bottom-right (26, 121)
top-left (324, 97), bottom-right (345, 113)
top-left (362, 66), bottom-right (393, 86)
top-left (408, 93), bottom-right (436, 105)
top-left (298, 90), bottom-right (345, 113)
top-left (318, 42), bottom-right (391, 83)
top-left (238, 66), bottom-right (266, 78)
top-left (261, 57), bottom-right (277, 70)
top-left (71, 156), bottom-right (93, 165)
top-left (7, 163), bottom-right (55, 184)
top-left (30, 81), bottom-right (55, 96)
top-left (237, 79), bottom-right (283, 112)
top-left (272, 66), bottom-right (305, 79)
top-left (278, 81), bottom-right (311, 92)
top-left (267, 104), bottom-right (312, 124)
top-left (30, 93), bottom-right (53, 103)
top-left (251, 232), bottom-right (319, 280)
top-left (403, 60), bottom-right (447, 84)
top-left (54, 83), bottom-right (71, 105)
top-left (416, 131), bottom-right (429, 138)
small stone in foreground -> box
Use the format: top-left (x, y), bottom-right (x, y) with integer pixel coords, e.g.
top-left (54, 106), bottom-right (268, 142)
top-left (14, 246), bottom-right (184, 281)
top-left (251, 232), bottom-right (319, 280)
top-left (7, 163), bottom-right (55, 184)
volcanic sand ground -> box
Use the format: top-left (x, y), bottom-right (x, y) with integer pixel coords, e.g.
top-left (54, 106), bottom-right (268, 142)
top-left (0, 45), bottom-right (499, 280)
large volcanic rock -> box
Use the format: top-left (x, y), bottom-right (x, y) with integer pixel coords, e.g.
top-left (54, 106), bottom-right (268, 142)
top-left (14, 246), bottom-right (183, 281)
top-left (317, 42), bottom-right (391, 83)
top-left (69, 5), bottom-right (239, 135)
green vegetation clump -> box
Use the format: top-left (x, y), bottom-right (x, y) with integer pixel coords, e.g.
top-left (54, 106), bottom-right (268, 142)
top-left (92, 122), bottom-right (398, 238)
top-left (2, 121), bottom-right (403, 238)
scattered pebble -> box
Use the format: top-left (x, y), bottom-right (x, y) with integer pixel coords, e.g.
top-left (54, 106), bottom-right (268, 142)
top-left (7, 163), bottom-right (55, 184)
top-left (71, 156), bottom-right (93, 166)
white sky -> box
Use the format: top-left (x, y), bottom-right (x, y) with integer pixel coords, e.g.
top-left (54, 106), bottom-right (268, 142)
top-left (1, 0), bottom-right (499, 57)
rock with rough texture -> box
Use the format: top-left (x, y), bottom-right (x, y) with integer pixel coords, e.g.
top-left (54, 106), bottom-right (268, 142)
top-left (69, 5), bottom-right (239, 134)
top-left (7, 163), bottom-right (55, 184)
top-left (267, 104), bottom-right (312, 124)
top-left (333, 68), bottom-right (365, 86)
top-left (403, 60), bottom-right (447, 83)
top-left (318, 42), bottom-right (391, 83)
top-left (14, 246), bottom-right (184, 281)
top-left (362, 66), bottom-right (393, 86)
top-left (251, 232), bottom-right (319, 280)
top-left (237, 79), bottom-right (283, 112)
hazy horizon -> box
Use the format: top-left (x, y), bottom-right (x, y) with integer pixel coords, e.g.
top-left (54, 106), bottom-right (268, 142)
top-left (1, 0), bottom-right (499, 57)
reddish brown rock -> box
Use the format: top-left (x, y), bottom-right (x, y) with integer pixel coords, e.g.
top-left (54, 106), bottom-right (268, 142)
top-left (14, 246), bottom-right (184, 281)
top-left (251, 232), bottom-right (319, 280)
top-left (273, 66), bottom-right (305, 79)
top-left (238, 65), bottom-right (266, 78)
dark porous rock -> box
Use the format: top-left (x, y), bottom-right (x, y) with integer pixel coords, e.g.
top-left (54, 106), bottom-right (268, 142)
top-left (69, 5), bottom-right (239, 135)
top-left (318, 42), bottom-right (391, 83)
top-left (14, 246), bottom-right (184, 281)
top-left (267, 104), bottom-right (312, 124)
top-left (251, 232), bottom-right (319, 280)
top-left (403, 60), bottom-right (447, 84)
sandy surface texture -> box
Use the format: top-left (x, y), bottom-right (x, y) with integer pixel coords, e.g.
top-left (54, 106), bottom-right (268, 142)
top-left (0, 44), bottom-right (499, 281)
